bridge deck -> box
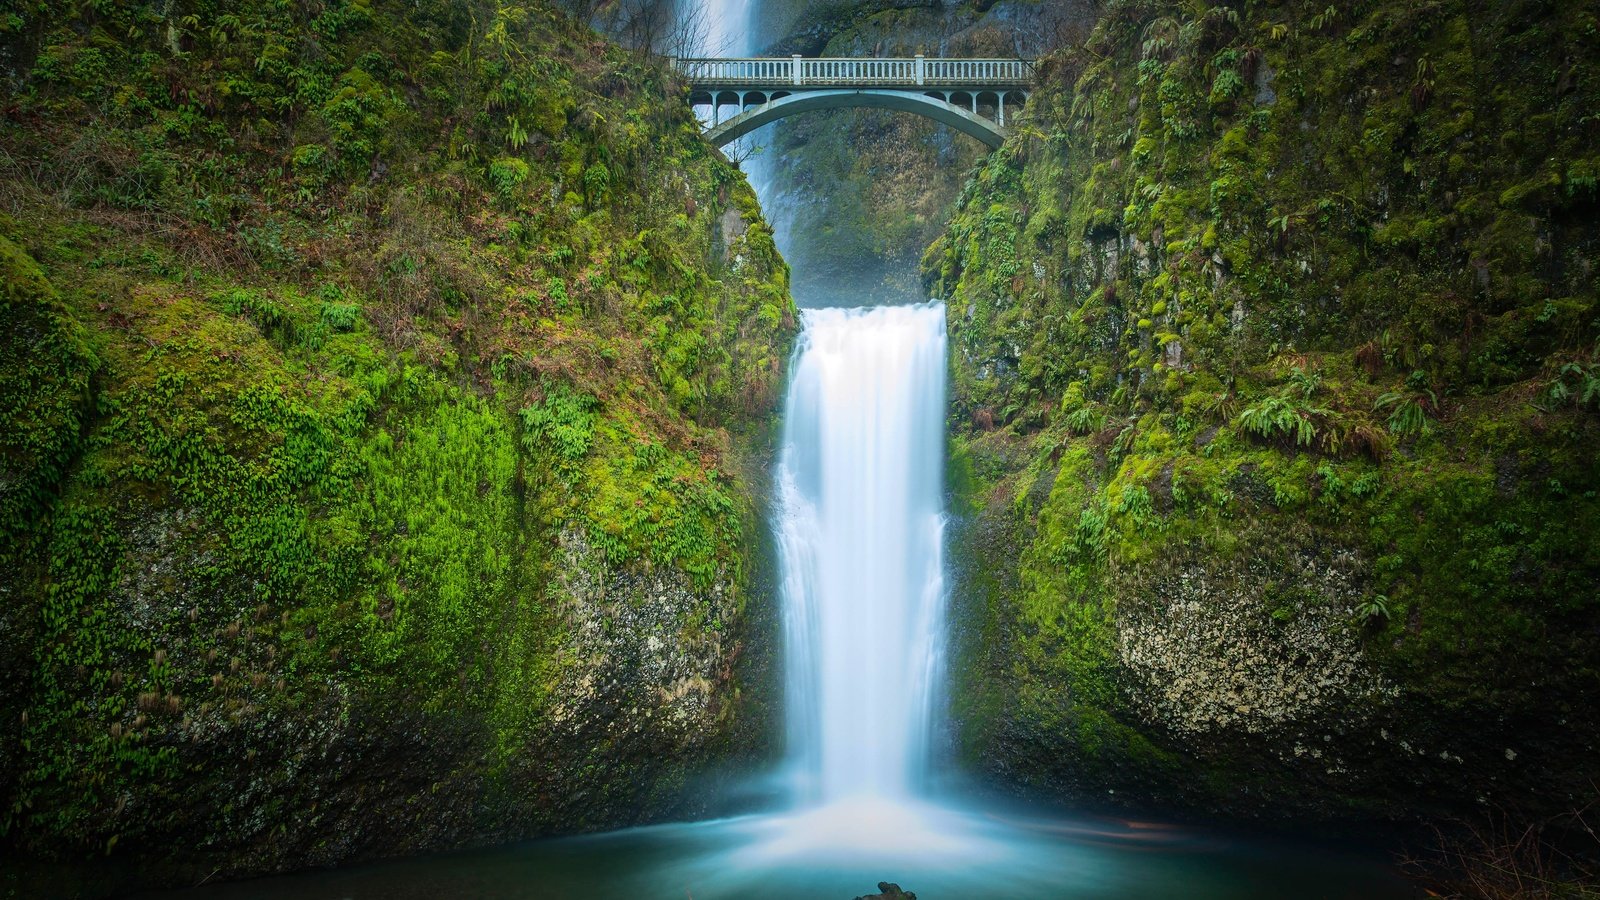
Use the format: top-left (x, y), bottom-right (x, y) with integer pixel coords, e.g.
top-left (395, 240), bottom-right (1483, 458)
top-left (673, 56), bottom-right (1033, 90)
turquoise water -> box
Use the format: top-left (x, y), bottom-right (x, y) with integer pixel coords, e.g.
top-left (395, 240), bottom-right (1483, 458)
top-left (152, 796), bottom-right (1409, 899)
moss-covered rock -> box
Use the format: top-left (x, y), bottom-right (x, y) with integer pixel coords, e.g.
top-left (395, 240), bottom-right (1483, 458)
top-left (932, 0), bottom-right (1600, 824)
top-left (0, 0), bottom-right (794, 893)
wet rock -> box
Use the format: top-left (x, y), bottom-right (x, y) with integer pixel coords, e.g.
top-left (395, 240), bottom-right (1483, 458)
top-left (1253, 61), bottom-right (1277, 105)
top-left (854, 882), bottom-right (917, 900)
top-left (719, 207), bottom-right (748, 262)
top-left (544, 528), bottom-right (734, 743)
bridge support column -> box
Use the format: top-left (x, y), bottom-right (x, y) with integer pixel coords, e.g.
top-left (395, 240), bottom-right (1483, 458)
top-left (915, 54), bottom-right (925, 86)
top-left (998, 93), bottom-right (1005, 128)
top-left (793, 54), bottom-right (802, 86)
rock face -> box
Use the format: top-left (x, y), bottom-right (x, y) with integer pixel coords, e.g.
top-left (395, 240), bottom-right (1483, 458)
top-left (0, 1), bottom-right (794, 894)
top-left (854, 882), bottom-right (917, 900)
top-left (1118, 549), bottom-right (1393, 741)
top-left (545, 530), bottom-right (740, 744)
top-left (932, 0), bottom-right (1600, 824)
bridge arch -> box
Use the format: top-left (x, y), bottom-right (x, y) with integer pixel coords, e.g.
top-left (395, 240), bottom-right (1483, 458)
top-left (700, 89), bottom-right (1009, 149)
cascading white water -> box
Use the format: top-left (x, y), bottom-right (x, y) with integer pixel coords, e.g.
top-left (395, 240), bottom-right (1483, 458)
top-left (692, 0), bottom-right (752, 56)
top-left (775, 302), bottom-right (949, 805)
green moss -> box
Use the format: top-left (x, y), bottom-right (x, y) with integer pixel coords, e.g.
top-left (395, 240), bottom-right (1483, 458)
top-left (932, 0), bottom-right (1600, 820)
top-left (0, 0), bottom-right (796, 881)
top-left (0, 233), bottom-right (97, 546)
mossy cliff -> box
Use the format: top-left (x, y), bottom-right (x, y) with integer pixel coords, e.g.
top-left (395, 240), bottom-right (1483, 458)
top-left (0, 0), bottom-right (794, 893)
top-left (928, 0), bottom-right (1600, 822)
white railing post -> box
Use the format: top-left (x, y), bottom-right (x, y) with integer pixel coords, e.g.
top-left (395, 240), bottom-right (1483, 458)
top-left (793, 54), bottom-right (803, 86)
top-left (915, 53), bottom-right (925, 85)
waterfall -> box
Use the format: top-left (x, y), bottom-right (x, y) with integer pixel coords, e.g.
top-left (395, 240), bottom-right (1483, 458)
top-left (689, 0), bottom-right (950, 813)
top-left (692, 0), bottom-right (751, 56)
top-left (774, 302), bottom-right (949, 805)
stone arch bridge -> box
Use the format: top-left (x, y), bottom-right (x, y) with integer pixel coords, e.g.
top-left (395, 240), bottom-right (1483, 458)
top-left (673, 56), bottom-right (1033, 149)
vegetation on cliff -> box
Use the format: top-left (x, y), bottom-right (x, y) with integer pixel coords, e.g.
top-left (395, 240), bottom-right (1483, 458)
top-left (0, 0), bottom-right (793, 891)
top-left (929, 0), bottom-right (1600, 833)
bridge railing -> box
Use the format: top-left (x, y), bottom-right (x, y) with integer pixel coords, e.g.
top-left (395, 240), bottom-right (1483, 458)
top-left (922, 58), bottom-right (1031, 85)
top-left (673, 56), bottom-right (1033, 89)
top-left (675, 58), bottom-right (794, 82)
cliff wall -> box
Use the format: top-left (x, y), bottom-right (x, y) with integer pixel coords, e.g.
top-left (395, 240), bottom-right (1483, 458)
top-left (0, 1), bottom-right (794, 893)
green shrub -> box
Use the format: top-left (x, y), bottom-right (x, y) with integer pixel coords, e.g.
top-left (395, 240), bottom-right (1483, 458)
top-left (583, 162), bottom-right (611, 204)
top-left (1375, 381), bottom-right (1436, 436)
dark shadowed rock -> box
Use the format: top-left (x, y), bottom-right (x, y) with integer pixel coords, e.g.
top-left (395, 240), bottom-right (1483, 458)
top-left (854, 881), bottom-right (917, 900)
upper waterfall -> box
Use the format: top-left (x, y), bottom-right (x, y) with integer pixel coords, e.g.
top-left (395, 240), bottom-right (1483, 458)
top-left (693, 0), bottom-right (753, 56)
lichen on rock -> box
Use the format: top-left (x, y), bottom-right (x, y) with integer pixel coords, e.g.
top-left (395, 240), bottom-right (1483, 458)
top-left (545, 528), bottom-right (738, 740)
top-left (1117, 547), bottom-right (1393, 739)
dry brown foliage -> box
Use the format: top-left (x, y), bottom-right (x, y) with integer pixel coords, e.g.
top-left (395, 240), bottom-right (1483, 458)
top-left (1402, 799), bottom-right (1600, 899)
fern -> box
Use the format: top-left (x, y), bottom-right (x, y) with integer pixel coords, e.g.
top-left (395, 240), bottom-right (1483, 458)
top-left (519, 383), bottom-right (597, 463)
top-left (1072, 503), bottom-right (1110, 562)
top-left (1238, 396), bottom-right (1316, 446)
top-left (1356, 594), bottom-right (1391, 624)
top-left (1548, 362), bottom-right (1600, 408)
top-left (1375, 389), bottom-right (1434, 435)
top-left (1205, 7), bottom-right (1241, 28)
top-left (1140, 17), bottom-right (1179, 61)
top-left (1065, 405), bottom-right (1104, 435)
top-left (1286, 365), bottom-right (1323, 400)
top-left (506, 115), bottom-right (528, 149)
top-left (1202, 390), bottom-right (1239, 423)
